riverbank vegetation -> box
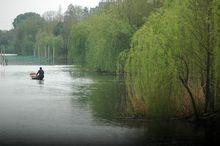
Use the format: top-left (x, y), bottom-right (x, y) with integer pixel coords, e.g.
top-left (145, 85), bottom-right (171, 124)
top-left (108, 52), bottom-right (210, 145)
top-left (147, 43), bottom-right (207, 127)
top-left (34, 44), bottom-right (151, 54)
top-left (124, 0), bottom-right (220, 119)
top-left (0, 0), bottom-right (220, 119)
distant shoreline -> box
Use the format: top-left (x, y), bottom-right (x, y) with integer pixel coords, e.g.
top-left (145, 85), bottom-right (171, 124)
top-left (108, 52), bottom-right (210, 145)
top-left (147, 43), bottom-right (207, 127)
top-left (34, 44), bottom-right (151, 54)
top-left (2, 54), bottom-right (18, 56)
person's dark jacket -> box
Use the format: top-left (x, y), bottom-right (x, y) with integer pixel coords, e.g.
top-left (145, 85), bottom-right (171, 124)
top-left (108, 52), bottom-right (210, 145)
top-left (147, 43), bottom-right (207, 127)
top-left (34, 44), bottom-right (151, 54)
top-left (36, 69), bottom-right (44, 80)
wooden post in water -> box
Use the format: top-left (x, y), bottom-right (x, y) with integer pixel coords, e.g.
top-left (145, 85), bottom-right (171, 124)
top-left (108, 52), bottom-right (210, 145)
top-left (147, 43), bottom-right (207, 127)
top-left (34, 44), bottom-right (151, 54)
top-left (45, 47), bottom-right (47, 58)
top-left (33, 45), bottom-right (35, 56)
top-left (53, 47), bottom-right (55, 65)
top-left (0, 49), bottom-right (2, 65)
top-left (0, 49), bottom-right (6, 66)
top-left (38, 45), bottom-right (40, 57)
top-left (47, 46), bottom-right (50, 64)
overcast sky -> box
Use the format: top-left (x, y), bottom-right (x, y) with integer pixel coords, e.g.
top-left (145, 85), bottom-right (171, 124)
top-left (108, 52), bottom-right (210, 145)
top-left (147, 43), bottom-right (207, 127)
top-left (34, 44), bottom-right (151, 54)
top-left (0, 0), bottom-right (101, 30)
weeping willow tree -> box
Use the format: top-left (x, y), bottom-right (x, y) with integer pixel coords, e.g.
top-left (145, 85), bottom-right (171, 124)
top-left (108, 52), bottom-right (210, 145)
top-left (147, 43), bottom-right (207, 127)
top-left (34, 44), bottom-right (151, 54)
top-left (68, 21), bottom-right (89, 65)
top-left (68, 0), bottom-right (161, 73)
top-left (68, 10), bottom-right (133, 72)
top-left (103, 0), bottom-right (163, 28)
top-left (124, 0), bottom-right (186, 118)
top-left (85, 12), bottom-right (133, 72)
top-left (124, 0), bottom-right (220, 118)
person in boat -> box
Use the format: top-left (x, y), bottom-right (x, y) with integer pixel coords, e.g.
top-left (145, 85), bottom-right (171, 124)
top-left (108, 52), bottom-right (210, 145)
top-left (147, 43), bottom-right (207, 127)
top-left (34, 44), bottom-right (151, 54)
top-left (32, 67), bottom-right (44, 80)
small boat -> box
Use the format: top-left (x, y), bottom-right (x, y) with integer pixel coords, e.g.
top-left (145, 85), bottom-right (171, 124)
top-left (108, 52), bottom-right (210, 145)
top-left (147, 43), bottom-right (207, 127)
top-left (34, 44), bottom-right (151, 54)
top-left (30, 72), bottom-right (44, 80)
top-left (30, 72), bottom-right (37, 79)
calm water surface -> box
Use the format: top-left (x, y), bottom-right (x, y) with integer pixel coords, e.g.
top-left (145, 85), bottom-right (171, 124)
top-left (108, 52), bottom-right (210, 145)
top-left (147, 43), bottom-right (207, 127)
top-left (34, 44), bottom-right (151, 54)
top-left (0, 65), bottom-right (219, 146)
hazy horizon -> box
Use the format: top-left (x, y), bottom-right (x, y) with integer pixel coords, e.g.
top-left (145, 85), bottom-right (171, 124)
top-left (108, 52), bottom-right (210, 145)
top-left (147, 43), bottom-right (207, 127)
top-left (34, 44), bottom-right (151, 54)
top-left (0, 0), bottom-right (101, 30)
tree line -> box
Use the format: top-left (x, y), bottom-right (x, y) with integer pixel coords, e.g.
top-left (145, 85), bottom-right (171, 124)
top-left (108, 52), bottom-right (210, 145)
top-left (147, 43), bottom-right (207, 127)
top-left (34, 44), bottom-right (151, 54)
top-left (0, 0), bottom-right (220, 119)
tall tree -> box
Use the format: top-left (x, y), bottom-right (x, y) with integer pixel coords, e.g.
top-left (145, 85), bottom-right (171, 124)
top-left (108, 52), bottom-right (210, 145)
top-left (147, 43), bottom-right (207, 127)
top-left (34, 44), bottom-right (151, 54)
top-left (63, 5), bottom-right (86, 64)
top-left (13, 12), bottom-right (45, 55)
top-left (189, 0), bottom-right (215, 113)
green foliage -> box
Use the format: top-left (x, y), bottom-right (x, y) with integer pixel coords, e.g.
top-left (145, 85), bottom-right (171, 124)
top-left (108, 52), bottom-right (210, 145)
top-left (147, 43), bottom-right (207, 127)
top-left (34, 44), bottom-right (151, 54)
top-left (124, 0), bottom-right (213, 117)
top-left (214, 0), bottom-right (220, 105)
top-left (68, 22), bottom-right (88, 65)
top-left (12, 12), bottom-right (41, 28)
top-left (35, 31), bottom-right (63, 64)
top-left (117, 49), bottom-right (130, 73)
top-left (0, 30), bottom-right (16, 53)
top-left (14, 13), bottom-right (45, 55)
top-left (84, 12), bottom-right (133, 72)
top-left (123, 0), bottom-right (220, 118)
top-left (108, 0), bottom-right (163, 28)
top-left (67, 0), bottom-right (160, 72)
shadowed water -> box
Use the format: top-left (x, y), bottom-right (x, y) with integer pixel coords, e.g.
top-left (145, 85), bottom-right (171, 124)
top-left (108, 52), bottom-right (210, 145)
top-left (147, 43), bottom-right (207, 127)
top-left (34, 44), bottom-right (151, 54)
top-left (0, 65), bottom-right (219, 146)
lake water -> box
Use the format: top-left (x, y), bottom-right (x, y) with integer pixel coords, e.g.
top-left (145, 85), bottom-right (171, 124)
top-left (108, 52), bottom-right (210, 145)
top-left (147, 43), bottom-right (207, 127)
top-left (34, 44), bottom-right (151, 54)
top-left (0, 65), bottom-right (219, 146)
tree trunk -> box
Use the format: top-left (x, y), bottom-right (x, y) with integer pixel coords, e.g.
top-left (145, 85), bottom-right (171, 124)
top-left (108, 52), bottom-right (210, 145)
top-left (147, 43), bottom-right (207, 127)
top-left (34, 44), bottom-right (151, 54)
top-left (204, 0), bottom-right (215, 113)
top-left (180, 76), bottom-right (199, 121)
